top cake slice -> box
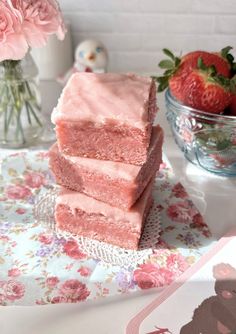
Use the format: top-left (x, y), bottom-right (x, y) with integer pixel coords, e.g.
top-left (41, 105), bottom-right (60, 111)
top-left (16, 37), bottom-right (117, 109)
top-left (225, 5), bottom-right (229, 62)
top-left (52, 72), bottom-right (157, 165)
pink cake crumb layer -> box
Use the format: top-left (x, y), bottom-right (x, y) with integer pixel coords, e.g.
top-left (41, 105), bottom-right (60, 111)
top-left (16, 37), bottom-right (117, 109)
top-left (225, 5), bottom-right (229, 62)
top-left (55, 178), bottom-right (154, 250)
top-left (49, 125), bottom-right (163, 210)
top-left (52, 72), bottom-right (158, 165)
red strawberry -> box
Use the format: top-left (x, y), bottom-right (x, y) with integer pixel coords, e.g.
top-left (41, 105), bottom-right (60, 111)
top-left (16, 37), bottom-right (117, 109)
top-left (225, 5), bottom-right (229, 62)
top-left (182, 59), bottom-right (233, 114)
top-left (181, 49), bottom-right (231, 78)
top-left (169, 67), bottom-right (186, 101)
top-left (154, 47), bottom-right (234, 101)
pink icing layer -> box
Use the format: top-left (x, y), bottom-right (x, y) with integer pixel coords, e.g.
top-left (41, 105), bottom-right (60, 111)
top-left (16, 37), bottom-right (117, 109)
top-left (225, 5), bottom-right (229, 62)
top-left (55, 177), bottom-right (154, 231)
top-left (52, 72), bottom-right (156, 130)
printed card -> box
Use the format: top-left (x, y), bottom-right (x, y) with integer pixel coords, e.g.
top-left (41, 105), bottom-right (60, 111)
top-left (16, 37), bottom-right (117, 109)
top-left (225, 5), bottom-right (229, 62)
top-left (127, 229), bottom-right (236, 334)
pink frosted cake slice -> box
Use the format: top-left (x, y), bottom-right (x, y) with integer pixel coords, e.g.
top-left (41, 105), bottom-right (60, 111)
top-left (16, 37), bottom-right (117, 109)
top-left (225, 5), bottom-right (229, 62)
top-left (49, 125), bottom-right (163, 210)
top-left (55, 178), bottom-right (154, 250)
top-left (52, 72), bottom-right (158, 165)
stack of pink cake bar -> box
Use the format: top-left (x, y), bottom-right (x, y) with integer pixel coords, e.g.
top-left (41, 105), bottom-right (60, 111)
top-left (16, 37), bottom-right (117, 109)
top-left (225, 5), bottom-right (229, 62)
top-left (49, 72), bottom-right (164, 250)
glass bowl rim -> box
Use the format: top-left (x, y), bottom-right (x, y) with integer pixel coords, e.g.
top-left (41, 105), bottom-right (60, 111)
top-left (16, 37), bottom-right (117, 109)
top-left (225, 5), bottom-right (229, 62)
top-left (165, 88), bottom-right (236, 122)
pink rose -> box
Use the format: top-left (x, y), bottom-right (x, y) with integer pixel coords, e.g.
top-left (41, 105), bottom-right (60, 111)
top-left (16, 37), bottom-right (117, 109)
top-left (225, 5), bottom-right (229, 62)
top-left (51, 295), bottom-right (68, 304)
top-left (46, 277), bottom-right (59, 288)
top-left (8, 268), bottom-right (21, 277)
top-left (63, 240), bottom-right (86, 260)
top-left (0, 1), bottom-right (28, 61)
top-left (59, 279), bottom-right (90, 302)
top-left (171, 183), bottom-right (188, 199)
top-left (38, 233), bottom-right (53, 245)
top-left (15, 208), bottom-right (26, 215)
top-left (0, 280), bottom-right (25, 301)
top-left (166, 253), bottom-right (190, 275)
top-left (133, 264), bottom-right (174, 290)
top-left (13, 0), bottom-right (65, 48)
top-left (192, 213), bottom-right (206, 228)
top-left (0, 235), bottom-right (9, 242)
top-left (78, 266), bottom-right (91, 277)
top-left (6, 184), bottom-right (31, 200)
top-left (167, 201), bottom-right (196, 224)
top-left (24, 172), bottom-right (46, 188)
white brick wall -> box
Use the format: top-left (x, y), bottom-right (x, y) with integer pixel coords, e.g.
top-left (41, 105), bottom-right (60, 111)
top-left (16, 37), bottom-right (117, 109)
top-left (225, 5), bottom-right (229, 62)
top-left (58, 0), bottom-right (236, 74)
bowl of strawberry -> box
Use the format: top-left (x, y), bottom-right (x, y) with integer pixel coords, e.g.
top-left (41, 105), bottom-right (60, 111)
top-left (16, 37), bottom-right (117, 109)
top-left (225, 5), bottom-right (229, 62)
top-left (154, 47), bottom-right (236, 176)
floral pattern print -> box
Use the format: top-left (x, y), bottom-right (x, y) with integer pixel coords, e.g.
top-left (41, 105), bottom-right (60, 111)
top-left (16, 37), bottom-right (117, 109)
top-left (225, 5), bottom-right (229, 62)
top-left (59, 279), bottom-right (90, 302)
top-left (133, 252), bottom-right (190, 290)
top-left (167, 201), bottom-right (198, 224)
top-left (6, 184), bottom-right (32, 200)
top-left (63, 240), bottom-right (86, 260)
top-left (0, 151), bottom-right (213, 305)
top-left (0, 280), bottom-right (25, 302)
top-left (24, 172), bottom-right (47, 188)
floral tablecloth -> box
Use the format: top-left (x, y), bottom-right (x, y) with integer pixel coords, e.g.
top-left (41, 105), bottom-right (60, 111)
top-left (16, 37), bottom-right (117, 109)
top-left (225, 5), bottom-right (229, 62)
top-left (0, 150), bottom-right (213, 306)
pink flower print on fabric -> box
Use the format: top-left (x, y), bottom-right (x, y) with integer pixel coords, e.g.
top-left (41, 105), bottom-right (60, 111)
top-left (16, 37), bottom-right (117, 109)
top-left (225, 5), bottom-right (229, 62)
top-left (8, 268), bottom-right (21, 278)
top-left (46, 277), bottom-right (59, 288)
top-left (63, 240), bottom-right (86, 260)
top-left (0, 280), bottom-right (25, 302)
top-left (167, 201), bottom-right (196, 224)
top-left (133, 264), bottom-right (174, 290)
top-left (24, 172), bottom-right (46, 188)
top-left (78, 266), bottom-right (91, 277)
top-left (59, 279), bottom-right (90, 302)
top-left (6, 185), bottom-right (31, 200)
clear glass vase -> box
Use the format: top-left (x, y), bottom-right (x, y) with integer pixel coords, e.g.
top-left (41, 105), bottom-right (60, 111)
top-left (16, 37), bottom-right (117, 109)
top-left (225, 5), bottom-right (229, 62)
top-left (0, 53), bottom-right (44, 148)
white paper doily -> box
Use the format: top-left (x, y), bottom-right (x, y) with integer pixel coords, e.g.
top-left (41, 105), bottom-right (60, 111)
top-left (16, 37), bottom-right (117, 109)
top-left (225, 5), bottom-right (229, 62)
top-left (34, 187), bottom-right (161, 268)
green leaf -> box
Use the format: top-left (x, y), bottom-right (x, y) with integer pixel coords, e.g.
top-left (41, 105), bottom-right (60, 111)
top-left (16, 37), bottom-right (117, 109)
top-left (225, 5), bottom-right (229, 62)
top-left (226, 54), bottom-right (234, 63)
top-left (198, 57), bottom-right (217, 76)
top-left (163, 69), bottom-right (175, 76)
top-left (221, 46), bottom-right (233, 58)
top-left (153, 48), bottom-right (181, 92)
top-left (197, 57), bottom-right (205, 70)
top-left (175, 57), bottom-right (181, 67)
top-left (157, 80), bottom-right (169, 92)
top-left (163, 48), bottom-right (175, 60)
top-left (158, 59), bottom-right (174, 69)
top-left (155, 76), bottom-right (167, 83)
top-left (232, 63), bottom-right (236, 71)
top-left (230, 75), bottom-right (236, 92)
top-left (154, 75), bottom-right (169, 92)
top-left (221, 46), bottom-right (235, 72)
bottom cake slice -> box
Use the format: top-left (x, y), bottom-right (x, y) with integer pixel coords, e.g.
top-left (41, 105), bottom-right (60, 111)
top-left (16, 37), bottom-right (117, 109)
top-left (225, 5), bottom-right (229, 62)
top-left (55, 178), bottom-right (154, 250)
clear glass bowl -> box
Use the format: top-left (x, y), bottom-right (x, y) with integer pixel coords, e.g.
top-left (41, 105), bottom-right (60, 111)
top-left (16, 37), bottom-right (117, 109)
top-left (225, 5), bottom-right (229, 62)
top-left (165, 88), bottom-right (236, 176)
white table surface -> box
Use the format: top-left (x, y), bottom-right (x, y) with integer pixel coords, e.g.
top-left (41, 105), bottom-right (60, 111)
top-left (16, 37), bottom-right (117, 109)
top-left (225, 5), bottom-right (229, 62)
top-left (1, 81), bottom-right (236, 334)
